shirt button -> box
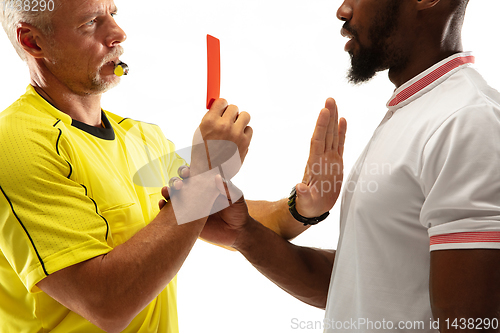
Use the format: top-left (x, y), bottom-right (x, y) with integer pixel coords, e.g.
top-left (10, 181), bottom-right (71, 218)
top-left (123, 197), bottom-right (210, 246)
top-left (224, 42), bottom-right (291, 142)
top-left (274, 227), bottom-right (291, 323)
top-left (387, 111), bottom-right (394, 119)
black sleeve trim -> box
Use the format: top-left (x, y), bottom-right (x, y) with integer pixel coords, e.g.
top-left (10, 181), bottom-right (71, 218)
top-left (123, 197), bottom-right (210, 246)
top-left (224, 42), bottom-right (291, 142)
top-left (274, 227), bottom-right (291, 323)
top-left (0, 184), bottom-right (49, 276)
top-left (55, 129), bottom-right (62, 156)
top-left (66, 161), bottom-right (73, 179)
top-left (118, 118), bottom-right (129, 125)
top-left (80, 184), bottom-right (110, 241)
top-left (53, 128), bottom-right (73, 179)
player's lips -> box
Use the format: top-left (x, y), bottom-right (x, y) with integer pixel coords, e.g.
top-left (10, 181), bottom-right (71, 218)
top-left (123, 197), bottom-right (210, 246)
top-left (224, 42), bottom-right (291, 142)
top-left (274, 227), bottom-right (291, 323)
top-left (341, 27), bottom-right (355, 52)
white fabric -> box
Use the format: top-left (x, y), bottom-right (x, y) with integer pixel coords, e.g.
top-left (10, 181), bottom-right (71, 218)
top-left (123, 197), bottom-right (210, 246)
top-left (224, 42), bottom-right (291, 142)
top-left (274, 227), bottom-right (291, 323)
top-left (324, 52), bottom-right (500, 332)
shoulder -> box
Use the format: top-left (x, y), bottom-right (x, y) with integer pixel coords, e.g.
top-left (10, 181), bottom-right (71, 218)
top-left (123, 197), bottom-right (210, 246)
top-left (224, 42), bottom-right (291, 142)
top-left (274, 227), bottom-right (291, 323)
top-left (104, 110), bottom-right (175, 148)
top-left (105, 111), bottom-right (161, 132)
top-left (0, 92), bottom-right (65, 157)
top-left (406, 67), bottom-right (500, 143)
top-left (441, 67), bottom-right (500, 114)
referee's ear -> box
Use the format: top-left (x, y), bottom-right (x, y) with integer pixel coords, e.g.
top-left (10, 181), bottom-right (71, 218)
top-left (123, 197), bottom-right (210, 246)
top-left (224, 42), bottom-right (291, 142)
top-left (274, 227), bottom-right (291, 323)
top-left (17, 23), bottom-right (45, 59)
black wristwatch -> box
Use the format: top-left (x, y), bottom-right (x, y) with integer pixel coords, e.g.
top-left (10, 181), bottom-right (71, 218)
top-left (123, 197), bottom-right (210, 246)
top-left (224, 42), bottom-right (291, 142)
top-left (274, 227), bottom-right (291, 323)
top-left (287, 186), bottom-right (330, 226)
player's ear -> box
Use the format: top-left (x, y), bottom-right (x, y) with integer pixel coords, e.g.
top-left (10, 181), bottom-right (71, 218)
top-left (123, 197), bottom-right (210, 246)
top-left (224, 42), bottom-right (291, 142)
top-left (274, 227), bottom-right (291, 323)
top-left (414, 0), bottom-right (441, 10)
top-left (17, 23), bottom-right (45, 59)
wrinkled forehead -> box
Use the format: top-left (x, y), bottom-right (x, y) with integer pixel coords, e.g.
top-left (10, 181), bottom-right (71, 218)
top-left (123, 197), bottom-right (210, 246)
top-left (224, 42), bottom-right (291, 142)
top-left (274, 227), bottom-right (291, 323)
top-left (53, 0), bottom-right (117, 22)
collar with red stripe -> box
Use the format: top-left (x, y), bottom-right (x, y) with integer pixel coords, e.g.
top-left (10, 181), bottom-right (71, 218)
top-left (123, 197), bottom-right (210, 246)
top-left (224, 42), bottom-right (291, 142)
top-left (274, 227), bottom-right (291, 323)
top-left (386, 52), bottom-right (475, 110)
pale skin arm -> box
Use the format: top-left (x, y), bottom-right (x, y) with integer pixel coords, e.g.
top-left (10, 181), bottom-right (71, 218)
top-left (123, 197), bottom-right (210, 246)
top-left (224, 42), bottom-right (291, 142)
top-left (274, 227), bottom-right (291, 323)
top-left (246, 199), bottom-right (309, 240)
top-left (37, 99), bottom-right (253, 333)
top-left (200, 98), bottom-right (346, 308)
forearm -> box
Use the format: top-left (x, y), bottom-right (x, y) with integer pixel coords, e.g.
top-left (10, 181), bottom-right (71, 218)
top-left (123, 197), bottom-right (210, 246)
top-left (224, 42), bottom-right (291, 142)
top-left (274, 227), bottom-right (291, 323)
top-left (234, 217), bottom-right (335, 309)
top-left (38, 178), bottom-right (220, 332)
top-left (247, 199), bottom-right (310, 240)
top-left (96, 204), bottom-right (204, 325)
top-left (38, 202), bottom-right (205, 332)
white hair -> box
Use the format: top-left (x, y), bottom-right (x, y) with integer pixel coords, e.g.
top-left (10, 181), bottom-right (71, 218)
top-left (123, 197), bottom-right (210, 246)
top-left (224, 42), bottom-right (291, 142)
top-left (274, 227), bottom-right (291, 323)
top-left (0, 0), bottom-right (60, 62)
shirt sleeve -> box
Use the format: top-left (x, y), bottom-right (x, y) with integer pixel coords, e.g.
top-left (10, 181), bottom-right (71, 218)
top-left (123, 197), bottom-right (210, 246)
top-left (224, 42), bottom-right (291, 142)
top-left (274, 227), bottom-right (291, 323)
top-left (420, 103), bottom-right (500, 251)
top-left (0, 119), bottom-right (112, 293)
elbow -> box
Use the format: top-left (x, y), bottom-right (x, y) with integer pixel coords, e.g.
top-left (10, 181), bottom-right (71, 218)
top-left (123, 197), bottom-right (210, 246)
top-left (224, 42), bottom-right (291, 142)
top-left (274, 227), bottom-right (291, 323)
top-left (303, 291), bottom-right (328, 310)
top-left (86, 300), bottom-right (137, 333)
top-left (318, 297), bottom-right (328, 310)
top-left (91, 311), bottom-right (134, 333)
top-left (293, 282), bottom-right (330, 309)
top-left (95, 322), bottom-right (130, 333)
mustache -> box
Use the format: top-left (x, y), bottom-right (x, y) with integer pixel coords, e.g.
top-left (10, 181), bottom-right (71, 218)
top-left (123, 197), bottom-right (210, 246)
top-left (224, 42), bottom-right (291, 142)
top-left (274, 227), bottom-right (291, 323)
top-left (342, 22), bottom-right (359, 39)
top-left (100, 47), bottom-right (125, 66)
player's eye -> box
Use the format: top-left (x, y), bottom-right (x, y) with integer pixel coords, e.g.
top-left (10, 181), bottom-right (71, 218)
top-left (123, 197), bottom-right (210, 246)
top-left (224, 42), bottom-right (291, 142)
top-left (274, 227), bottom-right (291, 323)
top-left (86, 18), bottom-right (97, 26)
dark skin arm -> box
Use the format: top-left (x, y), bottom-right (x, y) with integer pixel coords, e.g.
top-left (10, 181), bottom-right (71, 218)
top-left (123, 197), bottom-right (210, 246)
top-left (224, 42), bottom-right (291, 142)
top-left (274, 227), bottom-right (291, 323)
top-left (430, 249), bottom-right (500, 332)
top-left (232, 203), bottom-right (335, 308)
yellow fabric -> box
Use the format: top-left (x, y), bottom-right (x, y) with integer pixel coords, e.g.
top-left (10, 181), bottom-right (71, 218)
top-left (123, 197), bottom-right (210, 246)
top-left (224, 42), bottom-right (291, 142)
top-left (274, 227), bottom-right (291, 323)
top-left (0, 85), bottom-right (185, 332)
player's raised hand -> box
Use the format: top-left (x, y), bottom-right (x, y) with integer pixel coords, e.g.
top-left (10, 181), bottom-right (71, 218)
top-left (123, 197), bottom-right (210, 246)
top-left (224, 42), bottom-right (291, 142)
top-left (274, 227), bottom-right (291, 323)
top-left (295, 98), bottom-right (347, 219)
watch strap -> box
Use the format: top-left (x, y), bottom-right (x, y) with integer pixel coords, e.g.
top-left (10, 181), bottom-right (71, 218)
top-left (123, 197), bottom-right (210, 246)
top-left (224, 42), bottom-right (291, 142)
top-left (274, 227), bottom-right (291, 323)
top-left (287, 186), bottom-right (330, 226)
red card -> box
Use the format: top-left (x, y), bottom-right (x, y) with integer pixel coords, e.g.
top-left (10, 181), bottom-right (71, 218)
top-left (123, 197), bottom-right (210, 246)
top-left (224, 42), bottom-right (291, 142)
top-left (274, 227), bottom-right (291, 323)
top-left (206, 35), bottom-right (220, 109)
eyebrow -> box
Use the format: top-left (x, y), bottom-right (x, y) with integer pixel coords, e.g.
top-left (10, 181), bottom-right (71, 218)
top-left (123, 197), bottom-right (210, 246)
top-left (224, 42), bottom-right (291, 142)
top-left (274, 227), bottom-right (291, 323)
top-left (79, 4), bottom-right (118, 21)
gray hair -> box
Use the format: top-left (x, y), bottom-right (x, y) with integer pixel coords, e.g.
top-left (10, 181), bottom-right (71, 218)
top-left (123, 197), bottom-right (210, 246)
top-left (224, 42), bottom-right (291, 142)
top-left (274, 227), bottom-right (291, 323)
top-left (0, 0), bottom-right (60, 62)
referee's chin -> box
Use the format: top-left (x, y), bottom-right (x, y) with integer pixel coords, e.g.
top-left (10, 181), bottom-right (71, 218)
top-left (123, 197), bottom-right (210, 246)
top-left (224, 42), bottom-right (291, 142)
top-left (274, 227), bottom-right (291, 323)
top-left (89, 73), bottom-right (121, 95)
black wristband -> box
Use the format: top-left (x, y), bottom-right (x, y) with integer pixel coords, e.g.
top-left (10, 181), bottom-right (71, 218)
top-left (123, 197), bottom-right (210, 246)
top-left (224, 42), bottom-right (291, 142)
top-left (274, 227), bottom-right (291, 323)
top-left (287, 186), bottom-right (330, 226)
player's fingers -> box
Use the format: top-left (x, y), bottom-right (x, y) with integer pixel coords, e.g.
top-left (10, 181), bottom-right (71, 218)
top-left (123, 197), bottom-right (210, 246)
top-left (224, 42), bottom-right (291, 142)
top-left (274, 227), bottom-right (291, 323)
top-left (324, 98), bottom-right (338, 151)
top-left (324, 98), bottom-right (339, 151)
top-left (310, 108), bottom-right (330, 156)
top-left (161, 186), bottom-right (171, 200)
top-left (159, 199), bottom-right (167, 210)
top-left (338, 118), bottom-right (347, 157)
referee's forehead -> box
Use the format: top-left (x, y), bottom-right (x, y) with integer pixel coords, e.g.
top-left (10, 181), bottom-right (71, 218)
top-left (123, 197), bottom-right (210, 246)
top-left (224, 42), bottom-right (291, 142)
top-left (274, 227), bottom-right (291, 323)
top-left (54, 0), bottom-right (118, 21)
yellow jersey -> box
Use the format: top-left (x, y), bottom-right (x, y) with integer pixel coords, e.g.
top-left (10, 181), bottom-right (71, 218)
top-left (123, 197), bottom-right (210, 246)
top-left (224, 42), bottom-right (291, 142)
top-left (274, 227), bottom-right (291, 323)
top-left (0, 85), bottom-right (185, 332)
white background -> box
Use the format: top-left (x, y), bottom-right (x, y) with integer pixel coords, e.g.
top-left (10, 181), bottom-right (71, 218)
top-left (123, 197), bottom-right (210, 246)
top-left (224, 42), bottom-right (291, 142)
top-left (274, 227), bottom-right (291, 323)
top-left (1, 1), bottom-right (499, 332)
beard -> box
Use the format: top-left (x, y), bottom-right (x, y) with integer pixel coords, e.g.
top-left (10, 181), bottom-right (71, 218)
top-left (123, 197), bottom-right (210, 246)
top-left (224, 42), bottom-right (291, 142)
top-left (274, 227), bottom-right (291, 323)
top-left (346, 0), bottom-right (407, 84)
top-left (48, 46), bottom-right (124, 95)
top-left (88, 62), bottom-right (119, 94)
top-left (86, 50), bottom-right (124, 94)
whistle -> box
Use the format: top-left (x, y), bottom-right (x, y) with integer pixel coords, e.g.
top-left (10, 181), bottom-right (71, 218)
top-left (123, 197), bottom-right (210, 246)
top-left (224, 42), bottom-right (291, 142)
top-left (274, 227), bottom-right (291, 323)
top-left (114, 61), bottom-right (129, 77)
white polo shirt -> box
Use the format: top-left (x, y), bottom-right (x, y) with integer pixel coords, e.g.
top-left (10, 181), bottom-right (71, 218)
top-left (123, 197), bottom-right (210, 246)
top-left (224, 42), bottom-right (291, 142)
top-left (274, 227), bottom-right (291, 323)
top-left (324, 52), bottom-right (500, 332)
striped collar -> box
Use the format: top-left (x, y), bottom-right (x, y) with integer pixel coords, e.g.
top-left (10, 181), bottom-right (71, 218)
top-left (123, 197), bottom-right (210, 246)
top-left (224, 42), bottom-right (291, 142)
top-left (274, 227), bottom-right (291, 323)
top-left (386, 52), bottom-right (475, 110)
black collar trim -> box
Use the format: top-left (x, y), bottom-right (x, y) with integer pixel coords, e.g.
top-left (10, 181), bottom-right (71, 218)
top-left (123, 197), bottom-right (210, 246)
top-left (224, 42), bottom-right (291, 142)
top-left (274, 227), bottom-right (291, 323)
top-left (71, 112), bottom-right (115, 140)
